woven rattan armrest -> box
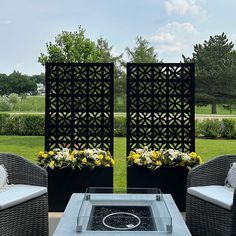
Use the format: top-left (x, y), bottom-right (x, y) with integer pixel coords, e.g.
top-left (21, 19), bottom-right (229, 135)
top-left (187, 155), bottom-right (236, 188)
top-left (0, 153), bottom-right (47, 187)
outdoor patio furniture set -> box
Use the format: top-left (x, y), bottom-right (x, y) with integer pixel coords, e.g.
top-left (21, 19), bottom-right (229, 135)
top-left (1, 153), bottom-right (236, 235)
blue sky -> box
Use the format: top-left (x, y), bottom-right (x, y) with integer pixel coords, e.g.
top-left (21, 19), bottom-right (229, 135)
top-left (1, 0), bottom-right (236, 75)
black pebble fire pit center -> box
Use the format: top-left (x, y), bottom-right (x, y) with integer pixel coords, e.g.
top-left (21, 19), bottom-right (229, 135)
top-left (87, 206), bottom-right (156, 231)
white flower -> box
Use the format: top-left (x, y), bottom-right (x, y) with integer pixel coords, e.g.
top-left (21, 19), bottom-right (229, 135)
top-left (136, 148), bottom-right (144, 154)
top-left (145, 156), bottom-right (152, 164)
top-left (62, 148), bottom-right (70, 153)
top-left (182, 153), bottom-right (191, 161)
top-left (54, 153), bottom-right (63, 160)
top-left (90, 154), bottom-right (98, 160)
top-left (84, 149), bottom-right (93, 157)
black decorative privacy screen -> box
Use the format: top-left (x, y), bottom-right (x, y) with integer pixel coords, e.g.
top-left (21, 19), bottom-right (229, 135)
top-left (127, 63), bottom-right (195, 153)
top-left (45, 63), bottom-right (114, 153)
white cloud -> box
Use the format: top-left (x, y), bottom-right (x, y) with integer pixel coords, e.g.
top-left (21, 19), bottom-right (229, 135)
top-left (149, 22), bottom-right (200, 60)
top-left (150, 32), bottom-right (175, 43)
top-left (164, 0), bottom-right (206, 18)
top-left (167, 22), bottom-right (199, 34)
top-left (158, 42), bottom-right (184, 54)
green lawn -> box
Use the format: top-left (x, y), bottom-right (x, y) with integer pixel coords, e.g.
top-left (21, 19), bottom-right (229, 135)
top-left (195, 104), bottom-right (236, 115)
top-left (5, 95), bottom-right (236, 115)
top-left (1, 136), bottom-right (236, 188)
top-left (12, 96), bottom-right (45, 113)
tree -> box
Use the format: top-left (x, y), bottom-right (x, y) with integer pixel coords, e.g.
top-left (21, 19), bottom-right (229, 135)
top-left (126, 36), bottom-right (160, 63)
top-left (183, 33), bottom-right (236, 114)
top-left (38, 26), bottom-right (100, 65)
top-left (96, 37), bottom-right (126, 110)
top-left (0, 73), bottom-right (10, 95)
top-left (0, 71), bottom-right (37, 96)
top-left (30, 73), bottom-right (45, 85)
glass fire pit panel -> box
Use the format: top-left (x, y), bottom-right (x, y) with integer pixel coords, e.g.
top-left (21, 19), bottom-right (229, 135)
top-left (76, 188), bottom-right (172, 234)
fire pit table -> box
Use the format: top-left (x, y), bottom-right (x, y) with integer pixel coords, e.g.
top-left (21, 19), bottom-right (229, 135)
top-left (53, 188), bottom-right (191, 236)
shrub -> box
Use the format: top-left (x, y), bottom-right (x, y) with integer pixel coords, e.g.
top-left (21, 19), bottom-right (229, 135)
top-left (195, 119), bottom-right (201, 137)
top-left (199, 119), bottom-right (221, 138)
top-left (114, 96), bottom-right (126, 112)
top-left (114, 115), bottom-right (126, 137)
top-left (0, 96), bottom-right (13, 111)
top-left (0, 113), bottom-right (10, 134)
top-left (221, 119), bottom-right (236, 138)
top-left (0, 113), bottom-right (44, 135)
top-left (8, 93), bottom-right (21, 105)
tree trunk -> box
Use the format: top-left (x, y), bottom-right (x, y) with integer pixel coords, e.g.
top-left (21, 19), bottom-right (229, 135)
top-left (211, 102), bottom-right (217, 114)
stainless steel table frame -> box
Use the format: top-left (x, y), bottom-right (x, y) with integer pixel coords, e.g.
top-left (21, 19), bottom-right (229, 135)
top-left (53, 193), bottom-right (191, 236)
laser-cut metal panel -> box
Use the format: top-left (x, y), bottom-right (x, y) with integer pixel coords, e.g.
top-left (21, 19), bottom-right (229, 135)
top-left (45, 63), bottom-right (114, 154)
top-left (127, 63), bottom-right (195, 154)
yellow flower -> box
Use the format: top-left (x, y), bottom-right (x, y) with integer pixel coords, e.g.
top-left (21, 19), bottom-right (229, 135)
top-left (98, 154), bottom-right (104, 160)
top-left (48, 151), bottom-right (54, 156)
top-left (189, 152), bottom-right (197, 159)
top-left (71, 150), bottom-right (76, 155)
top-left (69, 155), bottom-right (74, 161)
top-left (38, 151), bottom-right (44, 156)
top-left (82, 158), bottom-right (87, 164)
top-left (197, 155), bottom-right (203, 164)
top-left (156, 160), bottom-right (162, 166)
top-left (152, 152), bottom-right (157, 159)
top-left (95, 160), bottom-right (101, 166)
top-left (79, 150), bottom-right (84, 155)
top-left (111, 159), bottom-right (115, 165)
top-left (132, 153), bottom-right (140, 159)
top-left (105, 164), bottom-right (110, 167)
top-left (42, 153), bottom-right (48, 158)
top-left (134, 159), bottom-right (139, 164)
top-left (105, 156), bottom-right (111, 161)
top-left (49, 161), bottom-right (55, 169)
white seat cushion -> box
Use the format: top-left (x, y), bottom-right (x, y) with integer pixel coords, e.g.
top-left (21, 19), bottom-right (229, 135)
top-left (188, 185), bottom-right (234, 210)
top-left (0, 184), bottom-right (47, 210)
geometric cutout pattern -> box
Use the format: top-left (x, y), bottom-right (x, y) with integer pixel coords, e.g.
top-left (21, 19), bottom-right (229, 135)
top-left (45, 63), bottom-right (114, 154)
top-left (127, 63), bottom-right (195, 154)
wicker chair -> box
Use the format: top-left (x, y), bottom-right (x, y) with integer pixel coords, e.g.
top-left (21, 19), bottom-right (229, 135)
top-left (0, 153), bottom-right (48, 236)
top-left (186, 155), bottom-right (236, 236)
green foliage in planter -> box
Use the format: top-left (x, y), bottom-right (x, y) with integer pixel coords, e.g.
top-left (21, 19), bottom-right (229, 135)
top-left (199, 119), bottom-right (221, 138)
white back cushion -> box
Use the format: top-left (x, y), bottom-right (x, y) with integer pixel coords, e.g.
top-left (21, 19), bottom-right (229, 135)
top-left (225, 162), bottom-right (236, 191)
top-left (0, 165), bottom-right (8, 191)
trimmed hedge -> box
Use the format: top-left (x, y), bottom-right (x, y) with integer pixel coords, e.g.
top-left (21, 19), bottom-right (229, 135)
top-left (0, 113), bottom-right (44, 135)
top-left (1, 113), bottom-right (236, 138)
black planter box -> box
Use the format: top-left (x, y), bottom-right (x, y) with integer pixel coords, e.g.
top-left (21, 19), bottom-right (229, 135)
top-left (127, 166), bottom-right (188, 211)
top-left (47, 167), bottom-right (113, 211)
